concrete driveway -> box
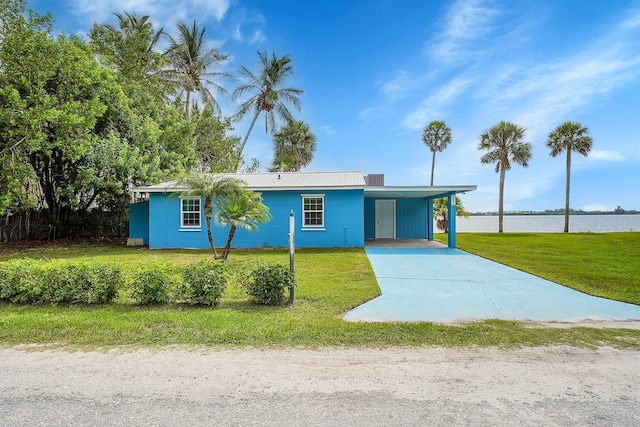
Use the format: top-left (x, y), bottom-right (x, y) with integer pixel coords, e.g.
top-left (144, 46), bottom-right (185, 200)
top-left (344, 247), bottom-right (640, 323)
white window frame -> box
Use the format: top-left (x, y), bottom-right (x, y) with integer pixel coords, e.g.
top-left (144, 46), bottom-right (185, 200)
top-left (301, 194), bottom-right (325, 229)
top-left (180, 197), bottom-right (201, 229)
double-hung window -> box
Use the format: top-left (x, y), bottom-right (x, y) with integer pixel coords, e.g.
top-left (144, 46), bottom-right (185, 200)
top-left (302, 195), bottom-right (324, 228)
top-left (180, 198), bottom-right (201, 228)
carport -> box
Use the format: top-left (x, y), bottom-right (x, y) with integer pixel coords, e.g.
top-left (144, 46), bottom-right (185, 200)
top-left (363, 185), bottom-right (476, 248)
top-left (344, 247), bottom-right (640, 323)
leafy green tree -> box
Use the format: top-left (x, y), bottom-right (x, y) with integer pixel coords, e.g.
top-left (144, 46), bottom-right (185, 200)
top-left (90, 12), bottom-right (165, 83)
top-left (176, 173), bottom-right (245, 259)
top-left (433, 196), bottom-right (469, 233)
top-left (190, 103), bottom-right (242, 173)
top-left (422, 120), bottom-right (452, 186)
top-left (232, 51), bottom-right (303, 171)
top-left (269, 120), bottom-right (316, 172)
top-left (546, 121), bottom-right (593, 233)
top-left (479, 121), bottom-right (532, 233)
top-left (164, 20), bottom-right (231, 117)
top-left (216, 188), bottom-right (271, 260)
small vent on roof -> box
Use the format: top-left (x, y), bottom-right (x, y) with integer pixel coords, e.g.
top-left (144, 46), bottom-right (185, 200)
top-left (364, 174), bottom-right (384, 186)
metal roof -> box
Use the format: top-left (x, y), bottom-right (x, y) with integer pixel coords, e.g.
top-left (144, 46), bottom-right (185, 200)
top-left (133, 171), bottom-right (366, 193)
top-left (364, 185), bottom-right (477, 199)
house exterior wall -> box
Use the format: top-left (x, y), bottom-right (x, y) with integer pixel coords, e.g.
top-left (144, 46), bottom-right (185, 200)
top-left (146, 189), bottom-right (364, 249)
top-left (128, 201), bottom-right (149, 243)
top-left (364, 198), bottom-right (428, 239)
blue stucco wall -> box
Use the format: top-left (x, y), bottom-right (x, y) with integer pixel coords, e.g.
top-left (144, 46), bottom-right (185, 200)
top-left (364, 198), bottom-right (428, 239)
top-left (128, 201), bottom-right (149, 243)
top-left (147, 189), bottom-right (364, 249)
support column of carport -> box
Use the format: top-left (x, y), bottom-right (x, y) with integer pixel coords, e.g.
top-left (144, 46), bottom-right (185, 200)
top-left (447, 193), bottom-right (456, 248)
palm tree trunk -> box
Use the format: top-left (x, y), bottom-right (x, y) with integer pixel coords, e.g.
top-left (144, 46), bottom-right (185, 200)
top-left (498, 166), bottom-right (506, 233)
top-left (186, 90), bottom-right (191, 117)
top-left (430, 151), bottom-right (436, 186)
top-left (221, 224), bottom-right (237, 260)
top-left (205, 215), bottom-right (219, 259)
top-left (235, 110), bottom-right (261, 172)
top-left (564, 149), bottom-right (572, 233)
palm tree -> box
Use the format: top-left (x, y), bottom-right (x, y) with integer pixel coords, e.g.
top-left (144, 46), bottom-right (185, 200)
top-left (107, 12), bottom-right (164, 54)
top-left (433, 196), bottom-right (469, 233)
top-left (232, 51), bottom-right (303, 171)
top-left (216, 188), bottom-right (272, 260)
top-left (269, 120), bottom-right (316, 172)
top-left (176, 173), bottom-right (245, 258)
top-left (164, 20), bottom-right (231, 117)
top-left (546, 121), bottom-right (593, 233)
top-left (422, 120), bottom-right (452, 186)
top-left (478, 121), bottom-right (532, 233)
top-left (91, 11), bottom-right (165, 80)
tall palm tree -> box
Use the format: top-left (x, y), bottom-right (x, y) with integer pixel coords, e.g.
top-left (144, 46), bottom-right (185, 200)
top-left (546, 121), bottom-right (593, 233)
top-left (232, 51), bottom-right (303, 171)
top-left (269, 120), bottom-right (316, 172)
top-left (164, 20), bottom-right (231, 117)
top-left (177, 173), bottom-right (245, 259)
top-left (216, 188), bottom-right (272, 260)
top-left (479, 121), bottom-right (532, 233)
top-left (422, 120), bottom-right (452, 186)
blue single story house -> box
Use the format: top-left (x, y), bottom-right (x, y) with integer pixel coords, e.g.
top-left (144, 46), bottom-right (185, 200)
top-left (128, 171), bottom-right (476, 249)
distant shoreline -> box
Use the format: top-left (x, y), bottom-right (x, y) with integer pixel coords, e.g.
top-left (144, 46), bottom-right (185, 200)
top-left (469, 212), bottom-right (639, 217)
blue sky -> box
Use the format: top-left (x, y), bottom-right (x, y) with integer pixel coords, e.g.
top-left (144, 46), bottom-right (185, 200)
top-left (29, 0), bottom-right (640, 212)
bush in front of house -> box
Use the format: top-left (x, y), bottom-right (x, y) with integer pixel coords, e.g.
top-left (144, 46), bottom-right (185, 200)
top-left (181, 259), bottom-right (228, 306)
top-left (130, 265), bottom-right (174, 305)
top-left (243, 262), bottom-right (296, 305)
top-left (0, 259), bottom-right (122, 304)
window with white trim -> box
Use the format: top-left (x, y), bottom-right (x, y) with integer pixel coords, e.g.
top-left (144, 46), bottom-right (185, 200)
top-left (180, 198), bottom-right (201, 228)
top-left (302, 195), bottom-right (324, 227)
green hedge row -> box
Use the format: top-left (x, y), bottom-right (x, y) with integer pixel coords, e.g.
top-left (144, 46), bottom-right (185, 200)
top-left (0, 259), bottom-right (296, 307)
top-left (0, 259), bottom-right (122, 304)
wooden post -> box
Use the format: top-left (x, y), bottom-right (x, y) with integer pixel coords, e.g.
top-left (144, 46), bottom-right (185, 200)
top-left (288, 210), bottom-right (295, 303)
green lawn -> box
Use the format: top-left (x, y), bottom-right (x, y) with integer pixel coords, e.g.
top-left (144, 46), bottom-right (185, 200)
top-left (1, 237), bottom-right (639, 349)
top-left (436, 232), bottom-right (640, 305)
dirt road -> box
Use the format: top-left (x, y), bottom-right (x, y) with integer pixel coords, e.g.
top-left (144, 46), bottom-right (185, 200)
top-left (2, 346), bottom-right (639, 426)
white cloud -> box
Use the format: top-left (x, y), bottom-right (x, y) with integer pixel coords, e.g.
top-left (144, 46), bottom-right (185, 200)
top-left (402, 78), bottom-right (474, 130)
top-left (427, 0), bottom-right (501, 65)
top-left (70, 0), bottom-right (231, 32)
top-left (589, 149), bottom-right (624, 161)
top-left (321, 125), bottom-right (336, 136)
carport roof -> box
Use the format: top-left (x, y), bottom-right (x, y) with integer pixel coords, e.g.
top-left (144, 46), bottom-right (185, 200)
top-left (364, 185), bottom-right (477, 199)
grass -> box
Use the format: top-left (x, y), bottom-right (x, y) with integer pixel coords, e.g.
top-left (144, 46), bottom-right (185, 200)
top-left (1, 237), bottom-right (639, 350)
top-left (436, 232), bottom-right (640, 305)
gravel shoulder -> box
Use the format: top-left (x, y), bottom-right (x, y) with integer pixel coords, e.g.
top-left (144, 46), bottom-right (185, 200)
top-left (2, 345), bottom-right (639, 426)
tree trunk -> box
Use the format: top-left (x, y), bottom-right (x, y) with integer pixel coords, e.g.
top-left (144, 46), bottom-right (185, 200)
top-left (498, 166), bottom-right (506, 233)
top-left (235, 110), bottom-right (261, 172)
top-left (564, 149), bottom-right (571, 233)
top-left (221, 225), bottom-right (237, 260)
top-left (430, 150), bottom-right (436, 186)
top-left (186, 90), bottom-right (191, 117)
top-left (205, 215), bottom-right (219, 259)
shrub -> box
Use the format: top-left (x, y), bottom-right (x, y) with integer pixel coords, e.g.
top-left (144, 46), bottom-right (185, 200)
top-left (181, 259), bottom-right (228, 306)
top-left (131, 266), bottom-right (173, 305)
top-left (0, 259), bottom-right (122, 305)
top-left (244, 262), bottom-right (296, 305)
top-left (0, 259), bottom-right (44, 303)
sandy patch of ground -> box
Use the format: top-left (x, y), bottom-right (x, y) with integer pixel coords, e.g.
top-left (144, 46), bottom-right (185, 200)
top-left (2, 345), bottom-right (639, 425)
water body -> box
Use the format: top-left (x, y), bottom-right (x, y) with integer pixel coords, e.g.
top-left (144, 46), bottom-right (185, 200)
top-left (451, 215), bottom-right (640, 233)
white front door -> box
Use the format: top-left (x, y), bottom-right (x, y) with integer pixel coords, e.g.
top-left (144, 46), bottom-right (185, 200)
top-left (375, 200), bottom-right (396, 239)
